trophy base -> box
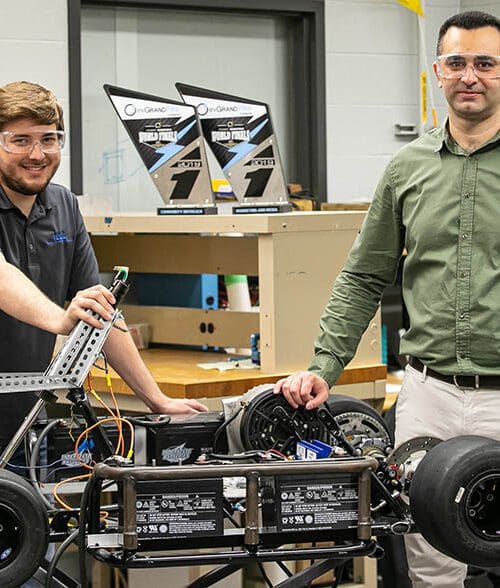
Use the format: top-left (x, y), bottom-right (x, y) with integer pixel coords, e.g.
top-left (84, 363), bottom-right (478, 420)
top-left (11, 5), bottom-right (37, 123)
top-left (232, 203), bottom-right (293, 215)
top-left (157, 206), bottom-right (218, 216)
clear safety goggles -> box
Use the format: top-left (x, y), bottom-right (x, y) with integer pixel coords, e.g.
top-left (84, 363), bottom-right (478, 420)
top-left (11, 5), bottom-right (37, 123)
top-left (436, 53), bottom-right (500, 80)
top-left (0, 129), bottom-right (66, 154)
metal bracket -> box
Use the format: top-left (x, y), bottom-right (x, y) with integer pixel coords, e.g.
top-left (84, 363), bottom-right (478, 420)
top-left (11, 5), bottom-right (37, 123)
top-left (87, 533), bottom-right (123, 549)
top-left (0, 310), bottom-right (123, 394)
top-left (0, 373), bottom-right (77, 393)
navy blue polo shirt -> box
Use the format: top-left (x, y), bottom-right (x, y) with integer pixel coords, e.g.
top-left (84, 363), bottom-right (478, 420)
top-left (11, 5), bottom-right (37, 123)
top-left (0, 183), bottom-right (99, 442)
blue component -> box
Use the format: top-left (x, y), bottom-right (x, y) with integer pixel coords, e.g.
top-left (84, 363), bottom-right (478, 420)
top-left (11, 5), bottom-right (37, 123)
top-left (131, 273), bottom-right (218, 310)
top-left (78, 438), bottom-right (95, 453)
top-left (296, 439), bottom-right (333, 460)
top-left (310, 440), bottom-right (333, 458)
top-left (296, 440), bottom-right (319, 460)
top-left (250, 333), bottom-right (260, 365)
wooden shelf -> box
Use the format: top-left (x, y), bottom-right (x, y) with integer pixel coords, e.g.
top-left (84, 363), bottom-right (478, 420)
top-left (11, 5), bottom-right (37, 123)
top-left (85, 211), bottom-right (381, 374)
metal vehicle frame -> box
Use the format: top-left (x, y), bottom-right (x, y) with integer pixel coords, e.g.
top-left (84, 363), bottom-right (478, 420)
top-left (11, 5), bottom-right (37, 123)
top-left (0, 269), bottom-right (412, 588)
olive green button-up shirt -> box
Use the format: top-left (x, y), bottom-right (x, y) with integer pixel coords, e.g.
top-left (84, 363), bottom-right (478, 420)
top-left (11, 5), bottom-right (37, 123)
top-left (310, 124), bottom-right (500, 387)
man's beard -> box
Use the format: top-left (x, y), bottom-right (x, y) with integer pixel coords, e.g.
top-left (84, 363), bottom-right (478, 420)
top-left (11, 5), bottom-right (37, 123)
top-left (0, 170), bottom-right (53, 196)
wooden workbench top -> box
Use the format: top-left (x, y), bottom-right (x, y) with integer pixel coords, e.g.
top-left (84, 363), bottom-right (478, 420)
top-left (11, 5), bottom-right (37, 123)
top-left (91, 348), bottom-right (386, 400)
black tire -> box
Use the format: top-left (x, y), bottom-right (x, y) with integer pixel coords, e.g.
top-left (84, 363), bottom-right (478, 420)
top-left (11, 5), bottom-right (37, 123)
top-left (384, 402), bottom-right (396, 441)
top-left (410, 435), bottom-right (500, 568)
top-left (0, 469), bottom-right (49, 587)
top-left (326, 394), bottom-right (393, 445)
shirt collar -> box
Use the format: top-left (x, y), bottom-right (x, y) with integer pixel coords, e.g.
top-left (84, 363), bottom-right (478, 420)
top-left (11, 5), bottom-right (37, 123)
top-left (431, 119), bottom-right (500, 154)
top-left (37, 186), bottom-right (57, 211)
top-left (0, 184), bottom-right (57, 211)
top-left (430, 122), bottom-right (449, 153)
top-left (0, 187), bottom-right (13, 210)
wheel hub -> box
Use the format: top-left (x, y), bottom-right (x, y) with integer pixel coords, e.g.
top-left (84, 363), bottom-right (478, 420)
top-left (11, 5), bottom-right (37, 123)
top-left (465, 472), bottom-right (500, 541)
top-left (0, 505), bottom-right (22, 569)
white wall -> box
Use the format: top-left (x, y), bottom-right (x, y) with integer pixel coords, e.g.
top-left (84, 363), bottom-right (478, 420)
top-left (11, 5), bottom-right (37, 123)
top-left (325, 0), bottom-right (464, 203)
top-left (0, 0), bottom-right (497, 203)
top-left (0, 0), bottom-right (70, 186)
top-left (461, 1), bottom-right (500, 16)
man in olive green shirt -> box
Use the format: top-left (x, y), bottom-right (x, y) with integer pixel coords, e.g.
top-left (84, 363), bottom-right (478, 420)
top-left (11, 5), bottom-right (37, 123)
top-left (274, 10), bottom-right (500, 588)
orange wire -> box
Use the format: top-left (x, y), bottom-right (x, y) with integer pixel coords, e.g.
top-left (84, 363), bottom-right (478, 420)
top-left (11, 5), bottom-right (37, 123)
top-left (53, 473), bottom-right (109, 520)
top-left (54, 376), bottom-right (132, 520)
top-left (74, 416), bottom-right (135, 470)
top-left (53, 473), bottom-right (91, 510)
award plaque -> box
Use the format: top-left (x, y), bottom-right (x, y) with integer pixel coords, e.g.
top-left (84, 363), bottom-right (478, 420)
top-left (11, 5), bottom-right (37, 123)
top-left (176, 83), bottom-right (292, 214)
top-left (104, 84), bottom-right (217, 215)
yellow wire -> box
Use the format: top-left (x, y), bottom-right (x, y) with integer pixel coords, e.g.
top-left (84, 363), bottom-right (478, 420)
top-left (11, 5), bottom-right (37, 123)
top-left (87, 372), bottom-right (125, 456)
top-left (105, 369), bottom-right (124, 456)
top-left (74, 417), bottom-right (134, 468)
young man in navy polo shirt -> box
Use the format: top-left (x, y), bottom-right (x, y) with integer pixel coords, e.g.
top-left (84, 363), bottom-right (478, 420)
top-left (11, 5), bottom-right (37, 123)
top-left (0, 81), bottom-right (207, 451)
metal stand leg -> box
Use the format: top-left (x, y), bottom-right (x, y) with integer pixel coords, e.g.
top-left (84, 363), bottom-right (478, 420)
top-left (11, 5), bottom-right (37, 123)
top-left (274, 558), bottom-right (349, 588)
top-left (0, 397), bottom-right (48, 467)
top-left (187, 563), bottom-right (244, 588)
top-left (33, 557), bottom-right (79, 587)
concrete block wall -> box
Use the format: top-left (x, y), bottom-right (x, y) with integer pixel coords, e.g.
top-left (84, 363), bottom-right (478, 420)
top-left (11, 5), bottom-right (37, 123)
top-left (0, 0), bottom-right (70, 186)
top-left (461, 1), bottom-right (500, 16)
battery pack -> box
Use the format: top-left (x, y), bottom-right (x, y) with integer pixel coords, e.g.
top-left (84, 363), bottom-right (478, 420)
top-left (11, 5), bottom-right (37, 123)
top-left (130, 478), bottom-right (224, 549)
top-left (146, 412), bottom-right (226, 465)
top-left (276, 474), bottom-right (359, 532)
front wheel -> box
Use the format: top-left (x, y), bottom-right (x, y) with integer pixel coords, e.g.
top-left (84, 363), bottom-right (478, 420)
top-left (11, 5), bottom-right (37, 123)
top-left (0, 469), bottom-right (49, 587)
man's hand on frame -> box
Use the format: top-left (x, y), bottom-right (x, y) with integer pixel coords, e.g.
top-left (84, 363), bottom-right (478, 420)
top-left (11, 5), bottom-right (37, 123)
top-left (273, 371), bottom-right (330, 410)
top-left (60, 285), bottom-right (116, 334)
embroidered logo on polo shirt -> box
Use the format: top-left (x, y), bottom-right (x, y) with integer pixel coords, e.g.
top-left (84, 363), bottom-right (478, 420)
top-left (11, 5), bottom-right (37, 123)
top-left (47, 231), bottom-right (73, 246)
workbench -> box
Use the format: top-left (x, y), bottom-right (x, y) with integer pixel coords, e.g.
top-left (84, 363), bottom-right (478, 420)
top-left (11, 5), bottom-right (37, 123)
top-left (89, 348), bottom-right (386, 412)
top-left (52, 212), bottom-right (386, 588)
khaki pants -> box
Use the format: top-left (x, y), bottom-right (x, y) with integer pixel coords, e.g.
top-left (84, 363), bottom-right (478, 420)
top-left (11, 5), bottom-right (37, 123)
top-left (395, 364), bottom-right (500, 588)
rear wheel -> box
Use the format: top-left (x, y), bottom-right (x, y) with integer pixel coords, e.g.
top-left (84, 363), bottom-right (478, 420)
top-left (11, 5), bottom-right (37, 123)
top-left (410, 435), bottom-right (500, 568)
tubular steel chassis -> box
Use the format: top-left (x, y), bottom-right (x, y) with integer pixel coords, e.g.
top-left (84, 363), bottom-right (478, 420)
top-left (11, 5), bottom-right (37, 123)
top-left (85, 458), bottom-right (380, 588)
top-left (0, 271), bottom-right (410, 587)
